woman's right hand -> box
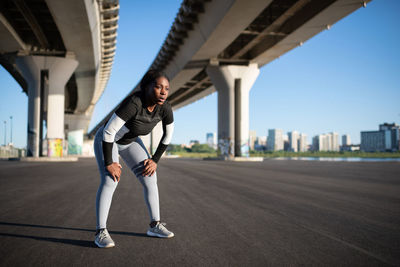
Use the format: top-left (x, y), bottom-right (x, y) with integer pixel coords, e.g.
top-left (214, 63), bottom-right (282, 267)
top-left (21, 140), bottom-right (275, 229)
top-left (106, 162), bottom-right (122, 182)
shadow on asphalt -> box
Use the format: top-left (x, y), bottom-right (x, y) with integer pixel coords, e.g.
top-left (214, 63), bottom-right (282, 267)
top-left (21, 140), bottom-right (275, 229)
top-left (0, 221), bottom-right (95, 233)
top-left (0, 232), bottom-right (96, 248)
top-left (109, 231), bottom-right (148, 238)
top-left (0, 221), bottom-right (149, 247)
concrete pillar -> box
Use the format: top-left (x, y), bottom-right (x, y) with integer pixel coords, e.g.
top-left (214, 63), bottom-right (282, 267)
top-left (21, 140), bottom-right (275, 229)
top-left (15, 56), bottom-right (40, 157)
top-left (206, 63), bottom-right (259, 158)
top-left (16, 56), bottom-right (78, 157)
top-left (64, 114), bottom-right (91, 156)
top-left (47, 57), bottom-right (79, 157)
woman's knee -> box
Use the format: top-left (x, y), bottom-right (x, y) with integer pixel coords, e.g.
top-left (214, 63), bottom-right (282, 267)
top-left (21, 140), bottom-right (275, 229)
top-left (102, 174), bottom-right (119, 188)
top-left (140, 173), bottom-right (157, 188)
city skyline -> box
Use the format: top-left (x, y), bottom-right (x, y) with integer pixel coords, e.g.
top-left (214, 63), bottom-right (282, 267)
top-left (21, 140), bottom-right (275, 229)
top-left (1, 0), bottom-right (399, 148)
top-left (161, 124), bottom-right (396, 148)
top-left (0, 115), bottom-right (393, 148)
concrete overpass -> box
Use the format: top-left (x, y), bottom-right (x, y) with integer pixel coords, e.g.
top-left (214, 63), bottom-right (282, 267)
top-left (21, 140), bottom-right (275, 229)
top-left (90, 0), bottom-right (370, 159)
top-left (0, 0), bottom-right (119, 157)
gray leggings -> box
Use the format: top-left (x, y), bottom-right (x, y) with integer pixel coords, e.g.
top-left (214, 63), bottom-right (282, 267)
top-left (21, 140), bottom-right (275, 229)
top-left (94, 126), bottom-right (160, 229)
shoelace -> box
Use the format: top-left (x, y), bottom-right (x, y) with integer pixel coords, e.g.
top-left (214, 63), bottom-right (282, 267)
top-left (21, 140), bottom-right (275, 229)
top-left (156, 222), bottom-right (166, 228)
top-left (156, 222), bottom-right (169, 233)
top-left (98, 230), bottom-right (108, 241)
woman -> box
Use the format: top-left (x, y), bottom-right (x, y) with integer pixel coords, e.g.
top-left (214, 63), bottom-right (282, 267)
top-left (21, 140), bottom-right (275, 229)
top-left (93, 69), bottom-right (174, 248)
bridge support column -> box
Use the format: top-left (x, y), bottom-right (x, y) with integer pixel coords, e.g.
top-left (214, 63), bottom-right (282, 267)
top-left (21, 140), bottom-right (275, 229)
top-left (64, 114), bottom-right (92, 155)
top-left (16, 56), bottom-right (78, 157)
top-left (16, 57), bottom-right (40, 157)
top-left (206, 63), bottom-right (259, 158)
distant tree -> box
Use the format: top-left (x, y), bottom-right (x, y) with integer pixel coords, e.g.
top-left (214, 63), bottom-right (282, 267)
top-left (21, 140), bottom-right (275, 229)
top-left (167, 144), bottom-right (185, 152)
top-left (191, 143), bottom-right (216, 153)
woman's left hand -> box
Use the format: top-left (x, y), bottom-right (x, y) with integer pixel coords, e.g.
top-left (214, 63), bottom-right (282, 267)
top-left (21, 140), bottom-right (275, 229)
top-left (143, 159), bottom-right (157, 177)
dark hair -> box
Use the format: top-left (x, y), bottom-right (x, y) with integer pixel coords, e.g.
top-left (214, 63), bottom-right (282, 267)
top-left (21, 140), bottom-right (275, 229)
top-left (140, 69), bottom-right (169, 91)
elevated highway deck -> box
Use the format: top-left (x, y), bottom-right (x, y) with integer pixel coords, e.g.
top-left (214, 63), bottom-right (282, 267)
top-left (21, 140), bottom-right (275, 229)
top-left (89, 0), bottom-right (372, 159)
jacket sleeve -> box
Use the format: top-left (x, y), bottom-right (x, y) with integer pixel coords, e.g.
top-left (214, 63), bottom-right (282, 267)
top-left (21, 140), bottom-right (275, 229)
top-left (102, 113), bottom-right (126, 166)
top-left (102, 97), bottom-right (138, 166)
top-left (151, 103), bottom-right (174, 163)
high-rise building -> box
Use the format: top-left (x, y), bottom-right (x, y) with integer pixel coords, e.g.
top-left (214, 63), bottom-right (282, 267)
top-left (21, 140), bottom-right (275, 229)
top-left (267, 129), bottom-right (283, 151)
top-left (341, 134), bottom-right (355, 151)
top-left (323, 134), bottom-right (331, 151)
top-left (342, 134), bottom-right (351, 146)
top-left (249, 130), bottom-right (257, 150)
top-left (298, 133), bottom-right (308, 152)
top-left (312, 135), bottom-right (321, 151)
top-left (288, 131), bottom-right (299, 152)
top-left (331, 132), bottom-right (339, 151)
top-left (379, 123), bottom-right (400, 151)
top-left (283, 134), bottom-right (289, 151)
top-left (361, 131), bottom-right (385, 152)
top-left (312, 132), bottom-right (339, 151)
top-left (254, 136), bottom-right (267, 151)
top-left (361, 123), bottom-right (400, 152)
top-left (206, 132), bottom-right (217, 149)
top-left (257, 136), bottom-right (267, 146)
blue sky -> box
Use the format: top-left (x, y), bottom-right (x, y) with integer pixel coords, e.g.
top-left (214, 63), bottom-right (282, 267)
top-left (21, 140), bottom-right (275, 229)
top-left (1, 0), bottom-right (399, 148)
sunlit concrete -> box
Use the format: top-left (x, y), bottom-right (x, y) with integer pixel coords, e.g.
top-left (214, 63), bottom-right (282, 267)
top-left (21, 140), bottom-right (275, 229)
top-left (206, 63), bottom-right (259, 158)
top-left (15, 56), bottom-right (78, 157)
top-left (0, 0), bottom-right (119, 149)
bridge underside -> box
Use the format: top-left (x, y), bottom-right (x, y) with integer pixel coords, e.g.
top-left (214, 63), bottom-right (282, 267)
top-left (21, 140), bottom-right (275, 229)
top-left (90, 0), bottom-right (369, 159)
top-left (163, 0), bottom-right (369, 110)
top-left (0, 0), bottom-right (119, 157)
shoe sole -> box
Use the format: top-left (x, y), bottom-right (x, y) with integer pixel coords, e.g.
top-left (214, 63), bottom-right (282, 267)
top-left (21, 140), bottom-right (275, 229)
top-left (146, 230), bottom-right (174, 238)
top-left (94, 240), bottom-right (115, 248)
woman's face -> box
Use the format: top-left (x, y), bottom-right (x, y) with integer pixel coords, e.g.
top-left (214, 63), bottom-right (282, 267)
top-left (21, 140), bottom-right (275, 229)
top-left (148, 76), bottom-right (169, 105)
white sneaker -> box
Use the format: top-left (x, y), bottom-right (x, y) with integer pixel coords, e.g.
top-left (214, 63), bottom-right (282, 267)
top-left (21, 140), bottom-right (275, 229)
top-left (147, 222), bottom-right (174, 238)
top-left (94, 228), bottom-right (115, 248)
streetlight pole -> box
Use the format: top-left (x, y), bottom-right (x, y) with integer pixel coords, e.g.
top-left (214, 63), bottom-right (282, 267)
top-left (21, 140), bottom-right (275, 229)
top-left (3, 121), bottom-right (6, 146)
top-left (10, 116), bottom-right (13, 145)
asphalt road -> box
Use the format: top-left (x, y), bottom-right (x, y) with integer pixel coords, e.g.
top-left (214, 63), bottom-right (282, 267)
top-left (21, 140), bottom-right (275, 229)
top-left (0, 157), bottom-right (399, 266)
